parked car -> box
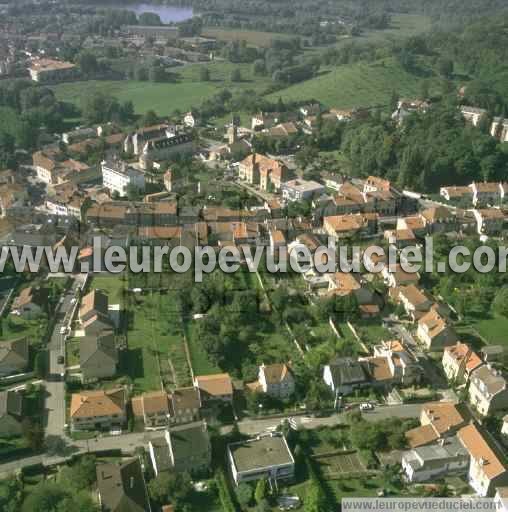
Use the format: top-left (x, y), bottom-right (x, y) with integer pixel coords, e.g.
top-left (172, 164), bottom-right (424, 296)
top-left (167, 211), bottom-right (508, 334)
top-left (59, 326), bottom-right (67, 335)
top-left (360, 402), bottom-right (374, 411)
top-left (57, 355), bottom-right (64, 364)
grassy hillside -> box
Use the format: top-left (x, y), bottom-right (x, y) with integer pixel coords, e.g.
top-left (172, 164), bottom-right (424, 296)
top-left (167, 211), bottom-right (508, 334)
top-left (267, 59), bottom-right (431, 109)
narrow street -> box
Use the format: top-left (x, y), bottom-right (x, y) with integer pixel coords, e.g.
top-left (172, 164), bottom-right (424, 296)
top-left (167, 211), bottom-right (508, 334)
top-left (44, 275), bottom-right (86, 438)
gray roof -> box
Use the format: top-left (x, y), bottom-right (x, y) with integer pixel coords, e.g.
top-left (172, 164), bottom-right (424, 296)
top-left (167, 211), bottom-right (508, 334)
top-left (404, 436), bottom-right (468, 472)
top-left (229, 434), bottom-right (294, 474)
top-left (169, 421), bottom-right (210, 463)
top-left (0, 390), bottom-right (23, 418)
top-left (471, 365), bottom-right (507, 396)
top-left (96, 458), bottom-right (150, 512)
top-left (328, 357), bottom-right (368, 387)
top-left (79, 332), bottom-right (117, 367)
top-left (150, 436), bottom-right (173, 473)
top-left (0, 338), bottom-right (29, 366)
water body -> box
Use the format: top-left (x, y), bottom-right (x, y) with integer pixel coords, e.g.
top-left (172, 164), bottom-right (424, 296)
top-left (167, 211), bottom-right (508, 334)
top-left (100, 3), bottom-right (193, 23)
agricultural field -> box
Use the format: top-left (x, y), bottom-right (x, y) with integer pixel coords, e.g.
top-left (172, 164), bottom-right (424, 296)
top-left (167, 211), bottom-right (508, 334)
top-left (267, 59), bottom-right (430, 110)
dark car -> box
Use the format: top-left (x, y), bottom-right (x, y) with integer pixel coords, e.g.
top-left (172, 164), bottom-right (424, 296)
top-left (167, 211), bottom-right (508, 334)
top-left (57, 355), bottom-right (64, 364)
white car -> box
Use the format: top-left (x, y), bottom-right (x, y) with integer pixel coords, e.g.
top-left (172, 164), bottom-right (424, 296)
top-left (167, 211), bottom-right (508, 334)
top-left (59, 326), bottom-right (68, 335)
top-left (360, 402), bottom-right (375, 411)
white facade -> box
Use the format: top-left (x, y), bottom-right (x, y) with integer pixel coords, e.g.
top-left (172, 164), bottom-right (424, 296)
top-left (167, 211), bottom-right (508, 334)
top-left (101, 161), bottom-right (145, 197)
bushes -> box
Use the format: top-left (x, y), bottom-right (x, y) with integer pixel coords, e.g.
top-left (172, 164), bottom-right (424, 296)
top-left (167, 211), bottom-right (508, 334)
top-left (216, 469), bottom-right (238, 512)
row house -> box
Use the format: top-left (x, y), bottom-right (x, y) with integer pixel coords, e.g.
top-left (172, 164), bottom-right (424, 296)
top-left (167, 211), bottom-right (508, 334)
top-left (405, 402), bottom-right (471, 449)
top-left (458, 424), bottom-right (508, 497)
top-left (391, 284), bottom-right (433, 321)
top-left (402, 436), bottom-right (469, 483)
top-left (468, 364), bottom-right (508, 416)
top-left (70, 388), bottom-right (126, 431)
top-left (442, 342), bottom-right (483, 383)
top-left (473, 208), bottom-right (505, 235)
top-left (470, 182), bottom-right (504, 207)
top-left (416, 309), bottom-right (458, 351)
top-left (238, 153), bottom-right (289, 191)
top-left (323, 213), bottom-right (378, 240)
top-left (420, 206), bottom-right (456, 233)
top-left (149, 421), bottom-right (211, 476)
top-left (440, 186), bottom-right (473, 203)
top-left (373, 340), bottom-right (422, 386)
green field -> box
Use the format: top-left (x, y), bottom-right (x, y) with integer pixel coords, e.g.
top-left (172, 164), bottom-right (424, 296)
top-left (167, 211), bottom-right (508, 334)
top-left (202, 27), bottom-right (293, 48)
top-left (471, 315), bottom-right (508, 347)
top-left (267, 59), bottom-right (429, 109)
top-left (52, 61), bottom-right (271, 117)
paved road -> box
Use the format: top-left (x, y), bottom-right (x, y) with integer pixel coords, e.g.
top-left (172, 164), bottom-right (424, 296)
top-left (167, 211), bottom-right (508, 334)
top-left (44, 275), bottom-right (86, 438)
top-left (0, 430), bottom-right (163, 477)
top-left (222, 403), bottom-right (424, 436)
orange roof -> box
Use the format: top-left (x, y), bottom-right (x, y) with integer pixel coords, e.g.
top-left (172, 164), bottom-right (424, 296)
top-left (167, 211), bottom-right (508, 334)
top-left (194, 373), bottom-right (233, 397)
top-left (365, 176), bottom-right (391, 192)
top-left (422, 403), bottom-right (469, 435)
top-left (458, 424), bottom-right (507, 480)
top-left (445, 342), bottom-right (483, 373)
top-left (418, 309), bottom-right (448, 339)
top-left (270, 229), bottom-right (286, 245)
top-left (405, 424), bottom-right (439, 448)
top-left (327, 272), bottom-right (361, 294)
top-left (365, 356), bottom-right (393, 382)
top-left (70, 389), bottom-right (125, 419)
top-left (132, 391), bottom-right (169, 417)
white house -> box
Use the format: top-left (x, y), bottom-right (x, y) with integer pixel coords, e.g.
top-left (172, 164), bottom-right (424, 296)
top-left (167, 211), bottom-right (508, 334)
top-left (401, 437), bottom-right (469, 483)
top-left (101, 160), bottom-right (145, 197)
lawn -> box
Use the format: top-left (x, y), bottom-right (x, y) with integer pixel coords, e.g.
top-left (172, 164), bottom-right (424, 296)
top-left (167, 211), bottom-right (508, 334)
top-left (90, 275), bottom-right (126, 306)
top-left (0, 315), bottom-right (46, 344)
top-left (52, 61), bottom-right (271, 117)
top-left (267, 59), bottom-right (432, 109)
top-left (202, 27), bottom-right (293, 48)
top-left (470, 315), bottom-right (508, 347)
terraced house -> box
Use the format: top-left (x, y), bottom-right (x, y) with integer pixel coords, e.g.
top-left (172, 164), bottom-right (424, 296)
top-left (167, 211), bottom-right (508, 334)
top-left (70, 388), bottom-right (126, 431)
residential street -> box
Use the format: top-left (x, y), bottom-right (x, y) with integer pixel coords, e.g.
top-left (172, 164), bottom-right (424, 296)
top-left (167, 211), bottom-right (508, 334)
top-left (44, 274), bottom-right (86, 438)
top-left (220, 403), bottom-right (425, 436)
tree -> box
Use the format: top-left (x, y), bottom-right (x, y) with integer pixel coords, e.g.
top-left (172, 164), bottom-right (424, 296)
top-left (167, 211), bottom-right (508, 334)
top-left (200, 67), bottom-right (211, 82)
top-left (138, 12), bottom-right (162, 26)
top-left (236, 483), bottom-right (253, 508)
top-left (492, 287), bottom-right (508, 317)
top-left (22, 419), bottom-right (44, 452)
top-left (148, 472), bottom-right (193, 507)
top-left (0, 476), bottom-right (22, 512)
top-left (231, 68), bottom-right (242, 82)
top-left (142, 110), bottom-right (158, 126)
top-left (304, 477), bottom-right (328, 512)
top-left (34, 351), bottom-right (47, 378)
top-left (254, 478), bottom-right (267, 504)
top-left (437, 58), bottom-right (454, 79)
top-left (45, 435), bottom-right (67, 456)
top-left (77, 51), bottom-right (99, 75)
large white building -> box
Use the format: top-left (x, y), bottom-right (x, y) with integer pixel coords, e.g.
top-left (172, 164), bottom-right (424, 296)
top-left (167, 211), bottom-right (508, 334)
top-left (101, 160), bottom-right (145, 197)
